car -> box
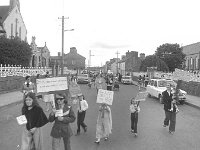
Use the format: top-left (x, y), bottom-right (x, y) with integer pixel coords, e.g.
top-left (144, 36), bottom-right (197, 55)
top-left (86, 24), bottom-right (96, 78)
top-left (146, 79), bottom-right (187, 104)
top-left (121, 76), bottom-right (133, 84)
top-left (77, 74), bottom-right (89, 84)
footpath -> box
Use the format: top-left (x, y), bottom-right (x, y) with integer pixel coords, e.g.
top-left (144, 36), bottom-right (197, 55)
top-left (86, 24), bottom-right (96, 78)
top-left (0, 89), bottom-right (200, 110)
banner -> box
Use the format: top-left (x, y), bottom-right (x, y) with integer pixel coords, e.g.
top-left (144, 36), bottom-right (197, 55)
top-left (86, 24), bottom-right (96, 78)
top-left (69, 82), bottom-right (82, 97)
top-left (135, 92), bottom-right (148, 101)
top-left (97, 89), bottom-right (114, 105)
top-left (36, 77), bottom-right (68, 93)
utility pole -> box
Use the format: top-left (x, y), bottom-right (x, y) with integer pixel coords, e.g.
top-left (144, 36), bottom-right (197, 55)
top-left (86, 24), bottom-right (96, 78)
top-left (58, 16), bottom-right (69, 75)
top-left (89, 50), bottom-right (94, 67)
top-left (116, 51), bottom-right (120, 74)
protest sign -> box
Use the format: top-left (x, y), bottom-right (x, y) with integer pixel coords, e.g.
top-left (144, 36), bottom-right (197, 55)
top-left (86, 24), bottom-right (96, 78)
top-left (69, 82), bottom-right (82, 97)
top-left (97, 89), bottom-right (114, 105)
top-left (36, 77), bottom-right (68, 93)
top-left (16, 115), bottom-right (27, 125)
top-left (43, 94), bottom-right (55, 108)
top-left (135, 92), bottom-right (148, 101)
top-left (55, 109), bottom-right (63, 117)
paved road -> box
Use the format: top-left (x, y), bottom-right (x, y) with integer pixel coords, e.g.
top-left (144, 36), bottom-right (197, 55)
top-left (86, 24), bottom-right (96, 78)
top-left (0, 84), bottom-right (200, 150)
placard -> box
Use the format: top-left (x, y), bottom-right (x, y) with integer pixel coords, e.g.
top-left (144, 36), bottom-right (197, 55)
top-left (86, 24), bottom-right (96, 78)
top-left (43, 94), bottom-right (55, 108)
top-left (36, 77), bottom-right (68, 93)
top-left (69, 82), bottom-right (82, 97)
top-left (135, 92), bottom-right (148, 101)
top-left (16, 115), bottom-right (27, 125)
top-left (96, 89), bottom-right (114, 105)
top-left (55, 109), bottom-right (63, 117)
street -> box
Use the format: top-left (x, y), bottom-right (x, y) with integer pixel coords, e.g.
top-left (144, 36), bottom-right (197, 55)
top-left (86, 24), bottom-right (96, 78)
top-left (0, 84), bottom-right (200, 150)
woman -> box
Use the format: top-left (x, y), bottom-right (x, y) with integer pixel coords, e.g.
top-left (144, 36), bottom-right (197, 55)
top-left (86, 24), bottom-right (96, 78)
top-left (49, 94), bottom-right (76, 150)
top-left (20, 92), bottom-right (48, 150)
top-left (95, 103), bottom-right (112, 144)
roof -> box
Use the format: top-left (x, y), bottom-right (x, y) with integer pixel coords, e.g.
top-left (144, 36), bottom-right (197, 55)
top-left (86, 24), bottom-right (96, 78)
top-left (182, 42), bottom-right (200, 55)
top-left (65, 52), bottom-right (86, 59)
top-left (0, 6), bottom-right (10, 22)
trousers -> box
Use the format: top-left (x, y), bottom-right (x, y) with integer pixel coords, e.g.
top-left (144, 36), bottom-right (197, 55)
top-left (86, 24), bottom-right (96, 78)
top-left (164, 110), bottom-right (176, 132)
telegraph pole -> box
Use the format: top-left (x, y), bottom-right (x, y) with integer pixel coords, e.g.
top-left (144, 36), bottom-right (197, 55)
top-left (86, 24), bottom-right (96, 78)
top-left (58, 16), bottom-right (69, 75)
top-left (116, 51), bottom-right (120, 74)
top-left (89, 50), bottom-right (94, 67)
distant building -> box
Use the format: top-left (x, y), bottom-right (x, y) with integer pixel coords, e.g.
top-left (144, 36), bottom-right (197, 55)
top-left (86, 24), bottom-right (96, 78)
top-left (30, 36), bottom-right (50, 67)
top-left (0, 0), bottom-right (27, 41)
top-left (182, 42), bottom-right (200, 71)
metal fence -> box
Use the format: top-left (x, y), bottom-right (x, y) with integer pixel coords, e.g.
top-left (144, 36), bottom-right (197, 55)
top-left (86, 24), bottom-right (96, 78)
top-left (0, 64), bottom-right (52, 77)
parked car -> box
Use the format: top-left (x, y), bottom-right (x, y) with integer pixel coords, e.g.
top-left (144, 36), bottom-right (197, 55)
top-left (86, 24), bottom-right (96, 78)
top-left (121, 76), bottom-right (133, 84)
top-left (146, 79), bottom-right (187, 104)
top-left (77, 74), bottom-right (89, 84)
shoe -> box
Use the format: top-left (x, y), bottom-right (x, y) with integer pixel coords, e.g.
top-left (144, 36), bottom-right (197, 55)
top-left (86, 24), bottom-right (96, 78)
top-left (134, 133), bottom-right (138, 137)
top-left (75, 132), bottom-right (80, 136)
top-left (131, 130), bottom-right (134, 133)
top-left (84, 127), bottom-right (87, 132)
top-left (163, 125), bottom-right (167, 127)
top-left (169, 131), bottom-right (174, 134)
top-left (94, 139), bottom-right (100, 144)
top-left (104, 137), bottom-right (108, 141)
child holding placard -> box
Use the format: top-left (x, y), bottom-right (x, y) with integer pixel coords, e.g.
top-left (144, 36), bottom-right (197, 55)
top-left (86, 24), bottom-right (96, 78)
top-left (20, 92), bottom-right (48, 150)
top-left (130, 98), bottom-right (140, 136)
top-left (49, 94), bottom-right (76, 150)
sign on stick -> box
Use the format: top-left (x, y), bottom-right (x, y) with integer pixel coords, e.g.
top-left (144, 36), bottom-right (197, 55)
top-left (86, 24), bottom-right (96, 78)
top-left (36, 77), bottom-right (68, 93)
top-left (97, 89), bottom-right (114, 105)
top-left (135, 92), bottom-right (148, 101)
top-left (69, 82), bottom-right (82, 97)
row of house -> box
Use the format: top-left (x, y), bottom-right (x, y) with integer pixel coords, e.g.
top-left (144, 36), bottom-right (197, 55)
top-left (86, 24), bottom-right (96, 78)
top-left (102, 51), bottom-right (145, 76)
top-left (0, 0), bottom-right (86, 74)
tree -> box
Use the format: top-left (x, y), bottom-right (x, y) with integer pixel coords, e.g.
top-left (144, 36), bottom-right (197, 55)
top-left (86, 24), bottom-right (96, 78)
top-left (140, 55), bottom-right (169, 72)
top-left (155, 43), bottom-right (185, 72)
top-left (0, 37), bottom-right (32, 66)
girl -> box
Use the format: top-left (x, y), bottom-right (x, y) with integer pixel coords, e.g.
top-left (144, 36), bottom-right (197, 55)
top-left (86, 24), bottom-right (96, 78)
top-left (49, 94), bottom-right (76, 150)
top-left (75, 95), bottom-right (88, 135)
top-left (130, 98), bottom-right (140, 136)
top-left (20, 92), bottom-right (48, 150)
top-left (95, 103), bottom-right (112, 144)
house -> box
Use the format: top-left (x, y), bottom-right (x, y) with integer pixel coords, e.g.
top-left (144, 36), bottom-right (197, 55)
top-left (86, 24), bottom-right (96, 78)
top-left (0, 0), bottom-right (27, 41)
top-left (118, 55), bottom-right (126, 76)
top-left (30, 36), bottom-right (50, 67)
top-left (182, 42), bottom-right (200, 71)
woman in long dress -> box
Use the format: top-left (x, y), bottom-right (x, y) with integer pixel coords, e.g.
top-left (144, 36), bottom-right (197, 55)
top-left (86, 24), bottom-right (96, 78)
top-left (95, 103), bottom-right (112, 144)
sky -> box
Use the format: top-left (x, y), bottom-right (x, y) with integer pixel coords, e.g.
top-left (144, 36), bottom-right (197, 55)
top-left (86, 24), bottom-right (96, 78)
top-left (1, 0), bottom-right (200, 67)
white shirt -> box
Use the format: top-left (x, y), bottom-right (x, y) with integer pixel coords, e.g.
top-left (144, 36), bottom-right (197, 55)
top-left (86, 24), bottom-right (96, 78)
top-left (130, 104), bottom-right (140, 113)
top-left (78, 100), bottom-right (89, 111)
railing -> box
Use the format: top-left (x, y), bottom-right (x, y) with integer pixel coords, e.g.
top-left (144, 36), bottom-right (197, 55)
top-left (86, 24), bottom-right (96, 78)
top-left (0, 64), bottom-right (51, 77)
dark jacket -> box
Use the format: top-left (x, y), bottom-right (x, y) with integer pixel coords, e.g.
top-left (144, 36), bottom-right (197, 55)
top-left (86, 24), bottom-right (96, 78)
top-left (49, 104), bottom-right (76, 138)
top-left (162, 90), bottom-right (176, 112)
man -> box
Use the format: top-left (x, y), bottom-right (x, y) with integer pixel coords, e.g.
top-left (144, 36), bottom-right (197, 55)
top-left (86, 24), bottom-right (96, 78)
top-left (162, 83), bottom-right (177, 134)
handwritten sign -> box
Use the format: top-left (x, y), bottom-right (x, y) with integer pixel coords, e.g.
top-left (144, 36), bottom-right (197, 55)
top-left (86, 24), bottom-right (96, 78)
top-left (97, 89), bottom-right (114, 105)
top-left (16, 115), bottom-right (27, 125)
top-left (69, 82), bottom-right (82, 97)
top-left (36, 77), bottom-right (68, 93)
top-left (43, 94), bottom-right (55, 108)
top-left (135, 92), bottom-right (148, 101)
top-left (55, 109), bottom-right (63, 117)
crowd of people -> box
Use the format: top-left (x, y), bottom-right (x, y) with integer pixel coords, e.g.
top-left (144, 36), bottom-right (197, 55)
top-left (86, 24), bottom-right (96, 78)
top-left (18, 71), bottom-right (179, 150)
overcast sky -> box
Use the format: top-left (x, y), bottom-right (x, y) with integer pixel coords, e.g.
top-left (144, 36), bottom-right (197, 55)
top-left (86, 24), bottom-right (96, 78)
top-left (1, 0), bottom-right (200, 66)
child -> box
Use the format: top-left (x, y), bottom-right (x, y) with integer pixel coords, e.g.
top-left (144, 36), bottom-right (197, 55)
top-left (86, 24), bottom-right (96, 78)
top-left (49, 94), bottom-right (76, 150)
top-left (76, 95), bottom-right (89, 135)
top-left (130, 98), bottom-right (140, 136)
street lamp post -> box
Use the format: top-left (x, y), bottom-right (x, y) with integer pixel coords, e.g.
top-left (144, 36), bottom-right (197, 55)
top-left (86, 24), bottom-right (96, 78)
top-left (60, 16), bottom-right (74, 75)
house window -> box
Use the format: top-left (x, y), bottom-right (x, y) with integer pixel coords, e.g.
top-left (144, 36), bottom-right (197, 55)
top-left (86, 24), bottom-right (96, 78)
top-left (15, 18), bottom-right (18, 36)
top-left (196, 57), bottom-right (198, 70)
top-left (11, 23), bottom-right (13, 38)
top-left (19, 27), bottom-right (21, 39)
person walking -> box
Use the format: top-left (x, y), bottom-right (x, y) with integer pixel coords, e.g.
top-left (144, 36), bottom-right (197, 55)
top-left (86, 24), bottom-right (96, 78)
top-left (20, 92), bottom-right (48, 150)
top-left (95, 103), bottom-right (112, 144)
top-left (130, 98), bottom-right (140, 137)
top-left (22, 75), bottom-right (36, 96)
top-left (49, 94), bottom-right (76, 150)
top-left (75, 95), bottom-right (88, 135)
top-left (162, 83), bottom-right (177, 134)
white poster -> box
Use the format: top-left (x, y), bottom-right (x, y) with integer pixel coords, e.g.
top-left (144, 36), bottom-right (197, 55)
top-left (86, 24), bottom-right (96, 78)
top-left (16, 115), bottom-right (27, 125)
top-left (135, 92), bottom-right (148, 101)
top-left (96, 89), bottom-right (114, 105)
top-left (43, 94), bottom-right (55, 108)
top-left (36, 77), bottom-right (68, 93)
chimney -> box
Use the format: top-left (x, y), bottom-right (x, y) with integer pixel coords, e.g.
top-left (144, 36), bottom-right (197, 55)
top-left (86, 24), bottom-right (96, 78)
top-left (58, 52), bottom-right (61, 56)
